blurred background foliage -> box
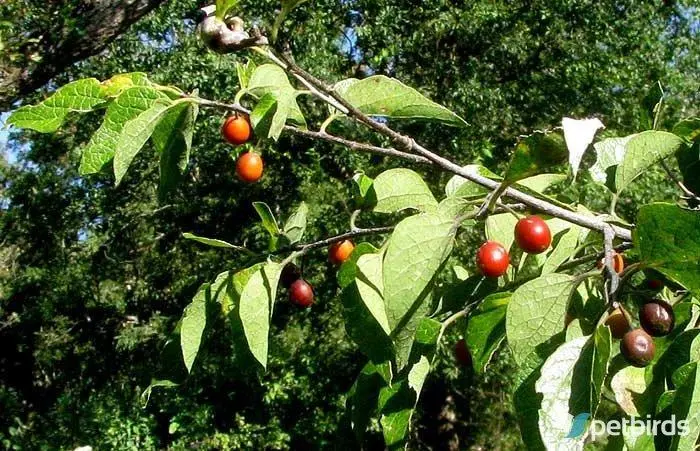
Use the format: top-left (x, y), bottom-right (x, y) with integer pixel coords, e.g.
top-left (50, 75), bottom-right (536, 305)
top-left (0, 0), bottom-right (698, 449)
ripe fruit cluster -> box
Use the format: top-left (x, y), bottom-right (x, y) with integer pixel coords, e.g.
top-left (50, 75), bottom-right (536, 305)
top-left (221, 115), bottom-right (265, 183)
top-left (280, 263), bottom-right (314, 308)
top-left (476, 215), bottom-right (552, 278)
top-left (617, 298), bottom-right (675, 367)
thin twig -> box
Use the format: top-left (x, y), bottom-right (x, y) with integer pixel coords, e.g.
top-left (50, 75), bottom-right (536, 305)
top-left (277, 226), bottom-right (394, 257)
top-left (603, 225), bottom-right (620, 300)
top-left (660, 159), bottom-right (700, 202)
top-left (272, 51), bottom-right (633, 242)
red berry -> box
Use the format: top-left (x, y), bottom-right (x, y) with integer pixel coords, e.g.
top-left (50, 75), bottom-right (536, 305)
top-left (289, 279), bottom-right (314, 308)
top-left (476, 241), bottom-right (510, 278)
top-left (514, 215), bottom-right (552, 254)
top-left (329, 240), bottom-right (355, 265)
top-left (235, 152), bottom-right (263, 183)
top-left (454, 339), bottom-right (472, 367)
top-left (620, 329), bottom-right (655, 367)
top-left (222, 115), bottom-right (252, 145)
top-left (639, 299), bottom-right (675, 337)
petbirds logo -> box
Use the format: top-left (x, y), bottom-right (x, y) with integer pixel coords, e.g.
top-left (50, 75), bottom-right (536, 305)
top-left (566, 412), bottom-right (691, 440)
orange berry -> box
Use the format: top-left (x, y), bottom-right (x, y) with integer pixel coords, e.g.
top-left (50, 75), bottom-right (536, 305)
top-left (222, 115), bottom-right (252, 145)
top-left (597, 252), bottom-right (624, 274)
top-left (329, 240), bottom-right (355, 265)
top-left (235, 152), bottom-right (263, 183)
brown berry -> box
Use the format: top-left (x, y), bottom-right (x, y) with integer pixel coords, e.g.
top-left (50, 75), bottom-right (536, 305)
top-left (639, 299), bottom-right (675, 337)
top-left (620, 329), bottom-right (655, 367)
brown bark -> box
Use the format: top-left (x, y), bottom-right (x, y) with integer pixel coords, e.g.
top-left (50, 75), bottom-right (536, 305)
top-left (0, 0), bottom-right (166, 109)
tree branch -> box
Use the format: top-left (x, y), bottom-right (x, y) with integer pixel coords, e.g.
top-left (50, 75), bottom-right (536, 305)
top-left (272, 51), bottom-right (634, 242)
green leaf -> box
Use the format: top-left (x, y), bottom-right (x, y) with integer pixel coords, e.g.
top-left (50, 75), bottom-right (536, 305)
top-left (210, 269), bottom-right (265, 370)
top-left (438, 275), bottom-right (498, 315)
top-left (335, 75), bottom-right (468, 127)
top-left (378, 318), bottom-right (440, 449)
top-left (338, 242), bottom-right (379, 289)
top-left (676, 143), bottom-right (700, 196)
top-left (591, 325), bottom-right (611, 416)
top-left (444, 165), bottom-right (498, 198)
top-left (250, 93), bottom-right (279, 138)
top-left (466, 292), bottom-right (509, 373)
top-left (182, 232), bottom-right (249, 253)
top-left (485, 213), bottom-right (519, 252)
top-left (512, 339), bottom-right (565, 450)
top-left (634, 203), bottom-right (700, 296)
top-left (383, 212), bottom-right (455, 369)
top-left (181, 283), bottom-right (209, 372)
top-left (101, 72), bottom-right (151, 97)
top-left (562, 117), bottom-right (604, 178)
top-left (140, 379), bottom-right (179, 407)
top-left (673, 117), bottom-right (700, 143)
top-left (238, 262), bottom-right (283, 369)
top-left (342, 250), bottom-right (394, 362)
top-left (7, 78), bottom-right (105, 133)
top-left (506, 273), bottom-right (575, 366)
top-left (252, 202), bottom-right (281, 237)
top-left (355, 253), bottom-right (391, 335)
top-left (154, 101), bottom-right (198, 200)
top-left (342, 284), bottom-right (395, 364)
top-left (516, 173), bottom-right (568, 193)
top-left (80, 86), bottom-right (169, 174)
top-left (248, 64), bottom-right (294, 95)
top-left (215, 0), bottom-right (239, 19)
top-left (341, 248), bottom-right (394, 364)
top-left (504, 131), bottom-right (568, 183)
top-left (541, 226), bottom-right (580, 274)
top-left (670, 363), bottom-right (700, 451)
top-left (352, 172), bottom-right (374, 207)
top-left (236, 60), bottom-right (257, 90)
top-left (615, 131), bottom-right (686, 194)
top-left (344, 361), bottom-right (391, 441)
top-left (535, 336), bottom-right (589, 449)
top-left (282, 202), bottom-right (308, 244)
top-left (368, 168), bottom-right (438, 214)
top-left (247, 64), bottom-right (306, 129)
top-left (589, 135), bottom-right (634, 187)
top-left (114, 98), bottom-right (190, 185)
